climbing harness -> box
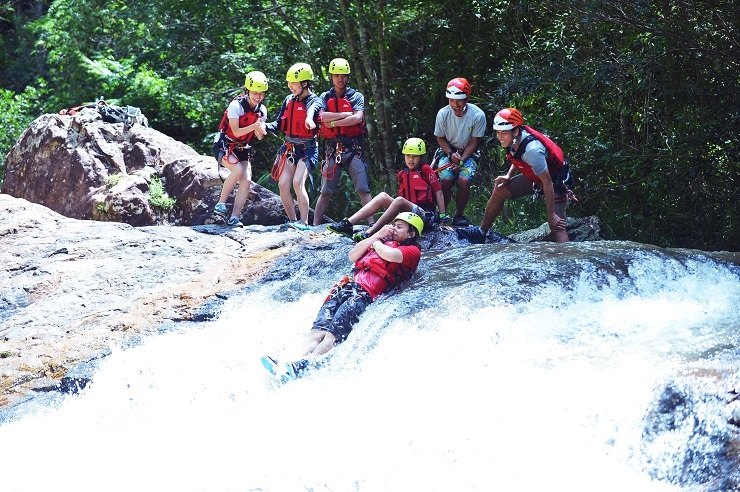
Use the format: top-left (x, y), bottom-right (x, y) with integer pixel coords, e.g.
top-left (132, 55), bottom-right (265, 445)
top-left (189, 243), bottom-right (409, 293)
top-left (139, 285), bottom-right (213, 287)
top-left (322, 142), bottom-right (344, 181)
top-left (216, 140), bottom-right (252, 184)
top-left (323, 275), bottom-right (352, 304)
top-left (271, 142), bottom-right (295, 181)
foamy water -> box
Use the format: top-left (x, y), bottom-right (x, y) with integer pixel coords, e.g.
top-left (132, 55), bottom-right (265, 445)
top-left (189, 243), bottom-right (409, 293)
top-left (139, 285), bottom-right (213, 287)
top-left (1, 242), bottom-right (738, 491)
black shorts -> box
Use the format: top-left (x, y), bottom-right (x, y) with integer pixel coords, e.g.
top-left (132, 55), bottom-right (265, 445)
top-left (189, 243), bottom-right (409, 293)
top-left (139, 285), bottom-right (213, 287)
top-left (212, 134), bottom-right (252, 163)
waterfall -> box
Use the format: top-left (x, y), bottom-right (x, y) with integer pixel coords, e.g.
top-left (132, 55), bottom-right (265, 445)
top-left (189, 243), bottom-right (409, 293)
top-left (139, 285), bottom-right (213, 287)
top-left (1, 240), bottom-right (738, 492)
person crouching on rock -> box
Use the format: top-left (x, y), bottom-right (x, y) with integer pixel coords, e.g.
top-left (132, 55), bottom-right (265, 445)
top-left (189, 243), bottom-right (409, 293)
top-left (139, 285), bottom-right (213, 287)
top-left (261, 212), bottom-right (423, 381)
top-left (212, 71), bottom-right (268, 227)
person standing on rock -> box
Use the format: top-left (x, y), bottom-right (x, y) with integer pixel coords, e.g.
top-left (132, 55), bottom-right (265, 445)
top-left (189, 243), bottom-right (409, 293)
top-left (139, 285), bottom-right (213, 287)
top-left (433, 77), bottom-right (487, 227)
top-left (457, 108), bottom-right (574, 244)
top-left (212, 71), bottom-right (268, 227)
top-left (312, 57), bottom-right (373, 227)
top-left (261, 212), bottom-right (423, 381)
top-left (266, 62), bottom-right (322, 231)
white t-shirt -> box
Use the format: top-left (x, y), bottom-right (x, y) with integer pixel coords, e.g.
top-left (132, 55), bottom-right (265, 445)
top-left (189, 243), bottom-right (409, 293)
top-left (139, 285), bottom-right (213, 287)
top-left (227, 98), bottom-right (267, 121)
top-left (434, 102), bottom-right (486, 150)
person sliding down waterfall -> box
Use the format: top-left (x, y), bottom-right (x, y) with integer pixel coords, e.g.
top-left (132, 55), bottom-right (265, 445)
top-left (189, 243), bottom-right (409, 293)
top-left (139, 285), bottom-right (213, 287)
top-left (261, 212), bottom-right (423, 382)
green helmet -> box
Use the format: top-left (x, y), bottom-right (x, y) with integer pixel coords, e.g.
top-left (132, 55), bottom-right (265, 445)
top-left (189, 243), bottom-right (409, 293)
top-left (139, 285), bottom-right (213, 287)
top-left (286, 63), bottom-right (314, 82)
top-left (244, 71), bottom-right (268, 92)
top-left (402, 137), bottom-right (426, 156)
top-left (394, 212), bottom-right (424, 236)
top-left (329, 58), bottom-right (351, 74)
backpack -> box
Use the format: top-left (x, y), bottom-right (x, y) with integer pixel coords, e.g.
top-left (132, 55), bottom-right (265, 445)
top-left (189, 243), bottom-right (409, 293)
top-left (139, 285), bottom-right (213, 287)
top-left (98, 103), bottom-right (149, 127)
top-left (59, 99), bottom-right (149, 127)
top-left (513, 125), bottom-right (565, 172)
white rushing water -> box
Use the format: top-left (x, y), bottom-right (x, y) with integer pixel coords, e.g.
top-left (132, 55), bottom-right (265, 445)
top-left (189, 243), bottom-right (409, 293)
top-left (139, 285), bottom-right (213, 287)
top-left (1, 241), bottom-right (738, 491)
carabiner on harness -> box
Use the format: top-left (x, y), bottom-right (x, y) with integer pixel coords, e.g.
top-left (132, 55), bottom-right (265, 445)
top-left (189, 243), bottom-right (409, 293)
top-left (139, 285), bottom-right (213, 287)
top-left (321, 142), bottom-right (343, 181)
top-left (271, 142), bottom-right (295, 181)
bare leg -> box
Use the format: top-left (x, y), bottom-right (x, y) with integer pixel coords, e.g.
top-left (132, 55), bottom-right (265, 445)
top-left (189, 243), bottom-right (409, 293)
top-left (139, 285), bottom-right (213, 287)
top-left (298, 329), bottom-right (337, 357)
top-left (348, 192), bottom-right (393, 224)
top-left (455, 176), bottom-right (471, 217)
top-left (357, 191), bottom-right (374, 225)
top-left (278, 161), bottom-right (297, 221)
top-left (480, 185), bottom-right (511, 234)
top-left (364, 196), bottom-right (414, 236)
top-left (230, 160), bottom-right (252, 218)
top-left (293, 160), bottom-right (310, 224)
top-left (218, 157), bottom-right (244, 204)
top-left (549, 195), bottom-right (570, 242)
top-left (313, 192), bottom-right (332, 226)
top-left (440, 178), bottom-right (453, 209)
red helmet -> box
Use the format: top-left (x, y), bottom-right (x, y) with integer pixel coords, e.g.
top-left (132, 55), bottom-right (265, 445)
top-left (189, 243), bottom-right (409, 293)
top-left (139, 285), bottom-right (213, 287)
top-left (445, 78), bottom-right (471, 99)
top-left (493, 108), bottom-right (524, 130)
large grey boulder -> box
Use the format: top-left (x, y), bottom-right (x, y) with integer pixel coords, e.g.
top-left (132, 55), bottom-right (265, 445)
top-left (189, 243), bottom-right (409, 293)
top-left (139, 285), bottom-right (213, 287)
top-left (1, 110), bottom-right (287, 226)
top-left (0, 194), bottom-right (309, 409)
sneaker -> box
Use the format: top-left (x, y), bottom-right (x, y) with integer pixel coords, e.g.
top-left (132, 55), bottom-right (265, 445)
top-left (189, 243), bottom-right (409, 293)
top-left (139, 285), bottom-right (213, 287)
top-left (260, 355), bottom-right (279, 376)
top-left (456, 226), bottom-right (486, 244)
top-left (227, 216), bottom-right (243, 227)
top-left (327, 219), bottom-right (354, 237)
top-left (213, 202), bottom-right (228, 217)
top-left (280, 362), bottom-right (298, 383)
top-left (452, 214), bottom-right (469, 227)
top-left (351, 231), bottom-right (367, 243)
top-left (289, 221), bottom-right (310, 231)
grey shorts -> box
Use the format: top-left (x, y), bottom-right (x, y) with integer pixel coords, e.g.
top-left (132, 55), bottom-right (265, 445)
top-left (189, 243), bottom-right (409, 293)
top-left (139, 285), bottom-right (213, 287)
top-left (320, 151), bottom-right (371, 194)
top-left (504, 174), bottom-right (568, 218)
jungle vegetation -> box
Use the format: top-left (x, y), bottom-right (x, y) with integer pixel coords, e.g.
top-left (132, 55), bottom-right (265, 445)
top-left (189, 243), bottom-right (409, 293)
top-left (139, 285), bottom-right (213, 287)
top-left (1, 0), bottom-right (738, 250)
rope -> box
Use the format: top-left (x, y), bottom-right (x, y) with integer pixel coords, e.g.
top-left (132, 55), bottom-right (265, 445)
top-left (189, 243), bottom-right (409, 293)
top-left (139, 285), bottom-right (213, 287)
top-left (321, 142), bottom-right (343, 181)
top-left (271, 142), bottom-right (294, 181)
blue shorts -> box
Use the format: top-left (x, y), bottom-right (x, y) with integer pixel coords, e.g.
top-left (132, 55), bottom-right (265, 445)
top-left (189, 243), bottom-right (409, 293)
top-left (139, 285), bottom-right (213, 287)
top-left (436, 153), bottom-right (477, 181)
top-left (283, 139), bottom-right (318, 173)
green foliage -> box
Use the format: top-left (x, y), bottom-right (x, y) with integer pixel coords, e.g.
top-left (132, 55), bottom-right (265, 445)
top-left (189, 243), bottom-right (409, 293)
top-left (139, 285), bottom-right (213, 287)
top-left (1, 0), bottom-right (737, 249)
top-left (148, 176), bottom-right (176, 210)
top-left (105, 174), bottom-right (124, 187)
top-left (0, 86), bottom-right (44, 183)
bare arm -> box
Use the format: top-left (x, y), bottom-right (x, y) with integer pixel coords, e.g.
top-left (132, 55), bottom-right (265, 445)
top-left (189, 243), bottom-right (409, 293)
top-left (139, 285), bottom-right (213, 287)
top-left (538, 170), bottom-right (566, 231)
top-left (228, 118), bottom-right (264, 139)
top-left (348, 224), bottom-right (403, 263)
top-left (434, 189), bottom-right (446, 215)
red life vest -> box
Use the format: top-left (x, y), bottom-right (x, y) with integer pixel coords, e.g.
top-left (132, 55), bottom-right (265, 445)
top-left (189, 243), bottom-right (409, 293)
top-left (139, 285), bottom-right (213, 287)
top-left (278, 97), bottom-right (317, 139)
top-left (353, 241), bottom-right (419, 299)
top-left (505, 125), bottom-right (565, 184)
top-left (319, 88), bottom-right (365, 139)
top-left (218, 95), bottom-right (264, 144)
top-left (397, 164), bottom-right (438, 209)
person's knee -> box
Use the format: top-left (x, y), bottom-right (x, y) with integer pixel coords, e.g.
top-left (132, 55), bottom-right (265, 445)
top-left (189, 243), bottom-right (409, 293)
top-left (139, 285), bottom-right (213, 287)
top-left (491, 186), bottom-right (510, 202)
top-left (376, 192), bottom-right (394, 204)
top-left (391, 196), bottom-right (409, 208)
